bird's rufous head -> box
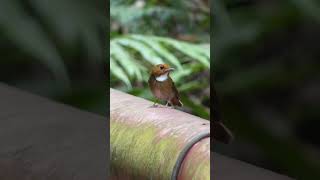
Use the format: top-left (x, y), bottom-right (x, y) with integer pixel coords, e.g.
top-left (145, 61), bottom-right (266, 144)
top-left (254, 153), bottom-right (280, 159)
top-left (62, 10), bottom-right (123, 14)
top-left (151, 64), bottom-right (174, 77)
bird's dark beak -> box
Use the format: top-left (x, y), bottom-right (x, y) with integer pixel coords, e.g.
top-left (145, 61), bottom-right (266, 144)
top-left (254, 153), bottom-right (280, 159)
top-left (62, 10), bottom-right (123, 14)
top-left (165, 68), bottom-right (175, 72)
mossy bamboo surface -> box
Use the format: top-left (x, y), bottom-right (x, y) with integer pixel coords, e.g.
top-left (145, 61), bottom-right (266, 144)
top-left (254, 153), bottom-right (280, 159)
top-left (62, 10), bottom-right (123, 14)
top-left (110, 88), bottom-right (210, 180)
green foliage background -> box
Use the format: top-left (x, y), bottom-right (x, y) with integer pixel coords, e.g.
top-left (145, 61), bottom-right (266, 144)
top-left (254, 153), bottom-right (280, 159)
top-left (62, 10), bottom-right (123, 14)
top-left (110, 0), bottom-right (211, 119)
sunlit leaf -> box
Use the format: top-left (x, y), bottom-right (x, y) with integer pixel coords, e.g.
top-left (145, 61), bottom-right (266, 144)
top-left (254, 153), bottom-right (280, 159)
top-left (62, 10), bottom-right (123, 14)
top-left (153, 36), bottom-right (210, 67)
top-left (110, 57), bottom-right (132, 88)
top-left (111, 41), bottom-right (143, 81)
top-left (130, 34), bottom-right (183, 70)
top-left (114, 37), bottom-right (164, 64)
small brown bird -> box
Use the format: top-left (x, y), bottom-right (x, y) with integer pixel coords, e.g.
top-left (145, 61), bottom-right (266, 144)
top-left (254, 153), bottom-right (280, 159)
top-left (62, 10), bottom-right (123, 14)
top-left (148, 64), bottom-right (183, 107)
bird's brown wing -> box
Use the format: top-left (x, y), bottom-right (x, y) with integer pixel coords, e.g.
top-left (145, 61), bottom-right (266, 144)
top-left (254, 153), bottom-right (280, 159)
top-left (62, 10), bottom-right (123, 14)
top-left (169, 78), bottom-right (182, 106)
top-left (148, 75), bottom-right (156, 94)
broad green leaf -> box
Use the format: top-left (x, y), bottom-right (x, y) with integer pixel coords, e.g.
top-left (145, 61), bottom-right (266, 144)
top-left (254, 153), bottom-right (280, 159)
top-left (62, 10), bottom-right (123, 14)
top-left (170, 68), bottom-right (193, 83)
top-left (153, 37), bottom-right (210, 67)
top-left (0, 0), bottom-right (69, 88)
top-left (110, 57), bottom-right (132, 88)
top-left (110, 35), bottom-right (210, 86)
top-left (114, 37), bottom-right (163, 65)
top-left (129, 34), bottom-right (183, 70)
top-left (111, 41), bottom-right (143, 81)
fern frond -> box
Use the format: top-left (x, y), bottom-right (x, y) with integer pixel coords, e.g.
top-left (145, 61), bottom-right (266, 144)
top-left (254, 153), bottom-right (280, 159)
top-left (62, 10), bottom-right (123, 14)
top-left (152, 36), bottom-right (210, 67)
top-left (130, 35), bottom-right (183, 70)
top-left (114, 37), bottom-right (164, 65)
top-left (111, 41), bottom-right (143, 81)
top-left (110, 56), bottom-right (132, 88)
top-left (110, 34), bottom-right (210, 88)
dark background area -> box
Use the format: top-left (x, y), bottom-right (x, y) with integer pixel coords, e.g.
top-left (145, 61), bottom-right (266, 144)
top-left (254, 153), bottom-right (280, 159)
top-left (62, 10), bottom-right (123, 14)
top-left (0, 0), bottom-right (107, 115)
top-left (213, 0), bottom-right (320, 179)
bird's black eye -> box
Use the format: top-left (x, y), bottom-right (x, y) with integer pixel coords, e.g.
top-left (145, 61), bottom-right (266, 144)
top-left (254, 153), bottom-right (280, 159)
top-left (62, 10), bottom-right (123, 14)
top-left (160, 66), bottom-right (164, 70)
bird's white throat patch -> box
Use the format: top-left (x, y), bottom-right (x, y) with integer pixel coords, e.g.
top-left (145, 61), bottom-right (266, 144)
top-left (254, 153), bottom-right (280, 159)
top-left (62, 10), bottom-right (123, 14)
top-left (155, 73), bottom-right (168, 82)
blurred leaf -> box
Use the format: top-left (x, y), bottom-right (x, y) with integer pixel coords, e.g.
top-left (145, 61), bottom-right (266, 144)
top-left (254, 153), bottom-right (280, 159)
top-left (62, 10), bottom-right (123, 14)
top-left (130, 35), bottom-right (183, 70)
top-left (110, 57), bottom-right (132, 88)
top-left (111, 5), bottom-right (180, 26)
top-left (30, 0), bottom-right (105, 57)
top-left (115, 37), bottom-right (164, 64)
top-left (0, 0), bottom-right (69, 88)
top-left (111, 41), bottom-right (143, 81)
top-left (153, 36), bottom-right (210, 67)
top-left (290, 0), bottom-right (320, 23)
top-left (110, 35), bottom-right (210, 88)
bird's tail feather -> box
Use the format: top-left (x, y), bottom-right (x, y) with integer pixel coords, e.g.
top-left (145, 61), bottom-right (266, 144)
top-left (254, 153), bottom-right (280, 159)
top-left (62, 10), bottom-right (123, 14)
top-left (170, 97), bottom-right (183, 107)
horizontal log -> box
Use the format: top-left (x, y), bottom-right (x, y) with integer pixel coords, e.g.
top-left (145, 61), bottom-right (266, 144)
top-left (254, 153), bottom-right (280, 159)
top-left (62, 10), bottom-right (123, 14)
top-left (110, 88), bottom-right (210, 180)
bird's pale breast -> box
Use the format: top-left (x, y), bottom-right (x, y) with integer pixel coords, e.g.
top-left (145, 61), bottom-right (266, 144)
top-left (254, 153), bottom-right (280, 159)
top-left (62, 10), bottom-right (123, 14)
top-left (149, 77), bottom-right (174, 101)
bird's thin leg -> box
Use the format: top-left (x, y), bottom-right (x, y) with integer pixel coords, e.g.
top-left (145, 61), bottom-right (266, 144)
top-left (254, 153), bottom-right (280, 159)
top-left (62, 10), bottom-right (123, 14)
top-left (166, 100), bottom-right (174, 109)
top-left (165, 101), bottom-right (169, 106)
top-left (152, 99), bottom-right (159, 107)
